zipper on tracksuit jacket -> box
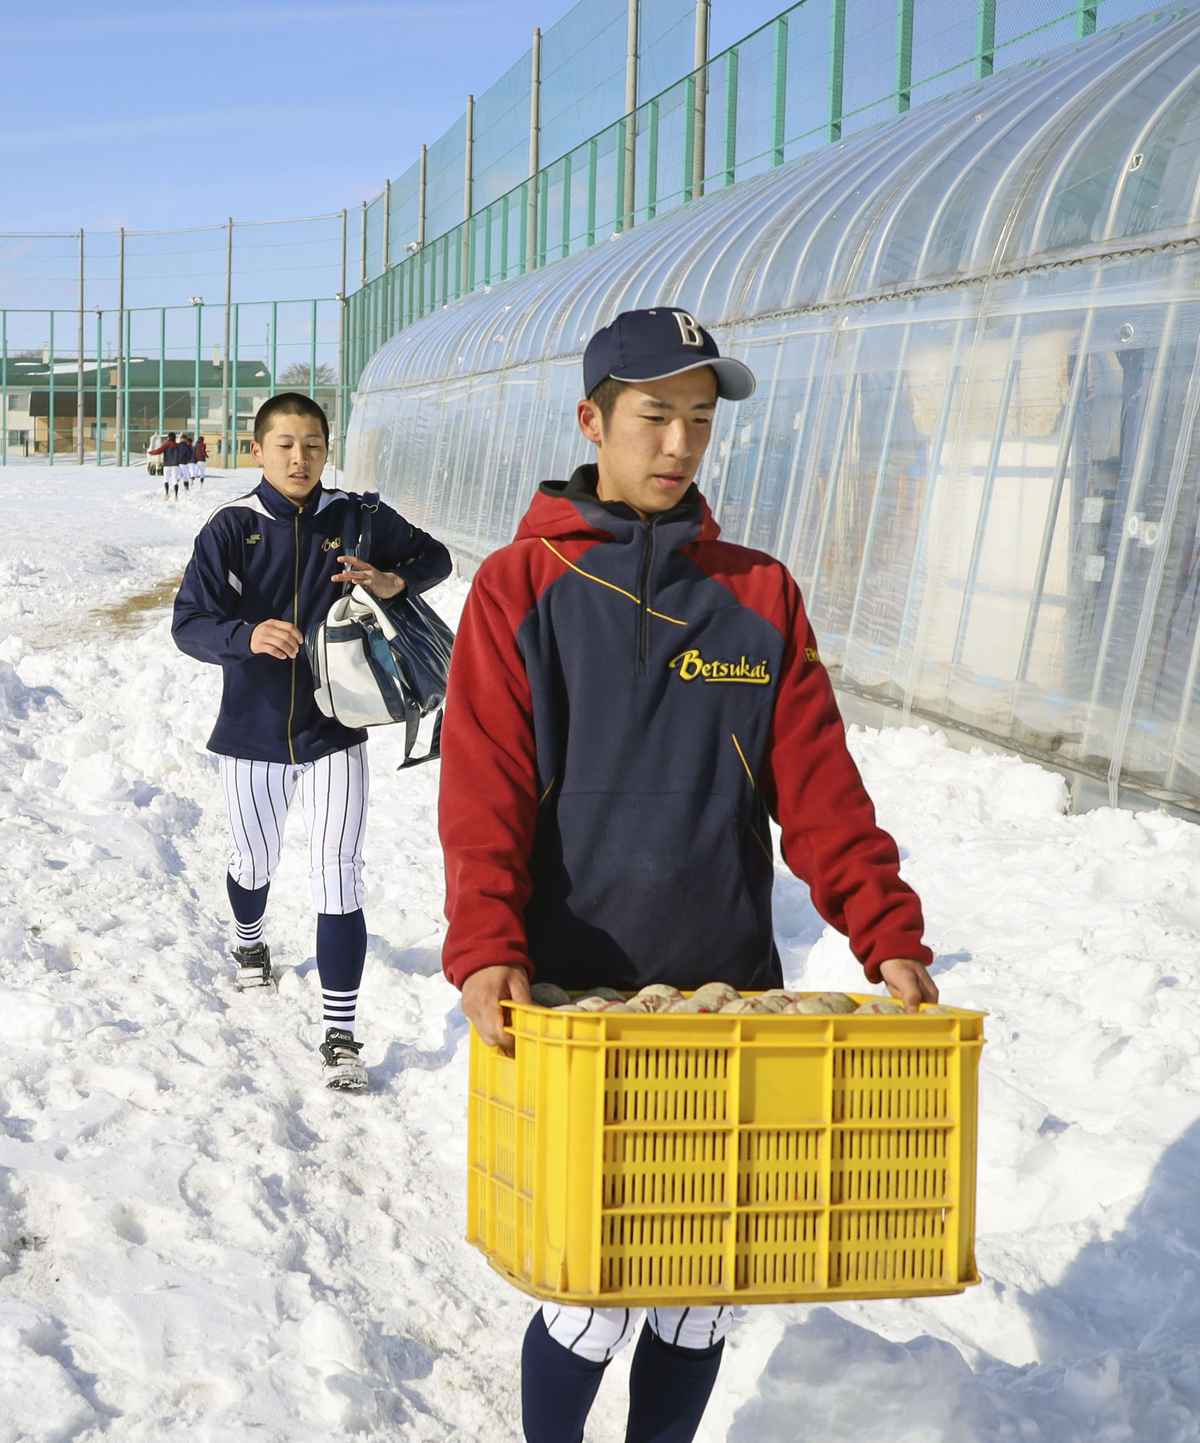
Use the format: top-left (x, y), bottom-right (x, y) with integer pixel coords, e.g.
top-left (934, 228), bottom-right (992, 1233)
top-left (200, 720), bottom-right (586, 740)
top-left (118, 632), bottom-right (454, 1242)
top-left (286, 510), bottom-right (301, 763)
top-left (637, 520), bottom-right (657, 668)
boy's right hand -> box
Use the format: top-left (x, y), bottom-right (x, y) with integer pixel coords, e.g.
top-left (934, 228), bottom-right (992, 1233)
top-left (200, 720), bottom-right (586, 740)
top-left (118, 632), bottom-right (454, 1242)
top-left (250, 620), bottom-right (304, 660)
top-left (461, 965), bottom-right (532, 1056)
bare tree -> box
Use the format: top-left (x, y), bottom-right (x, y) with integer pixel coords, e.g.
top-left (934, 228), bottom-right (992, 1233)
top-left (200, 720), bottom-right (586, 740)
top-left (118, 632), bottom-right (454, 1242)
top-left (279, 362), bottom-right (337, 389)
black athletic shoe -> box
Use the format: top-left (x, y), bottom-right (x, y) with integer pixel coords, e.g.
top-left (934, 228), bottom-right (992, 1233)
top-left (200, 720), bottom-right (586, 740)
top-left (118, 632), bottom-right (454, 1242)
top-left (319, 1027), bottom-right (368, 1091)
top-left (231, 942), bottom-right (274, 990)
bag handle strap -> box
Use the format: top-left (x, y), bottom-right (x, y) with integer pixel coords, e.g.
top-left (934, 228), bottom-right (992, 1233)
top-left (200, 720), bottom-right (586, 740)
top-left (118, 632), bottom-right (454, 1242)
top-left (356, 492), bottom-right (380, 559)
top-left (398, 709), bottom-right (443, 770)
top-left (342, 492), bottom-right (380, 596)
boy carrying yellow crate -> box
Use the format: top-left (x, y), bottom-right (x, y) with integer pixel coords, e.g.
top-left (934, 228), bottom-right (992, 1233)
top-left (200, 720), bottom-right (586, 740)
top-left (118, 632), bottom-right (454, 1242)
top-left (438, 308), bottom-right (937, 1442)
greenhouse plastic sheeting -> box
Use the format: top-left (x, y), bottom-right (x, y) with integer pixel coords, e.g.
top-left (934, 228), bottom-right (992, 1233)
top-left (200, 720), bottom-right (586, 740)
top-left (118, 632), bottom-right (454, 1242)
top-left (347, 7), bottom-right (1200, 812)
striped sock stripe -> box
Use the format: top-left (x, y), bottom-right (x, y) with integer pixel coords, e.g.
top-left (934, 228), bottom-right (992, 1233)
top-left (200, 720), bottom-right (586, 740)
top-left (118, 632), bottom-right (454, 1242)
top-left (323, 990), bottom-right (358, 1031)
top-left (235, 918), bottom-right (265, 948)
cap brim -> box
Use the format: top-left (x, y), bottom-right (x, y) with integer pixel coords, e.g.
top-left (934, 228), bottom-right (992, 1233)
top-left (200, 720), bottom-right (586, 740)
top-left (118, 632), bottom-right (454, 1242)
top-left (611, 355), bottom-right (757, 401)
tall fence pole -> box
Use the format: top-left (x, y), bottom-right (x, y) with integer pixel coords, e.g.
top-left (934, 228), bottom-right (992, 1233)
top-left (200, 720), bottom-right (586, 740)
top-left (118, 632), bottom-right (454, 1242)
top-left (77, 229), bottom-right (85, 465)
top-left (897, 0), bottom-right (914, 112)
top-left (977, 0), bottom-right (997, 78)
top-left (49, 311), bottom-right (56, 467)
top-left (224, 217), bottom-right (233, 469)
top-left (116, 226), bottom-right (125, 467)
top-left (94, 310), bottom-right (101, 465)
top-left (383, 176), bottom-right (393, 348)
top-left (829, 0), bottom-right (846, 140)
top-left (623, 0), bottom-right (640, 231)
top-left (158, 306), bottom-right (166, 439)
top-left (528, 27), bottom-right (542, 273)
top-left (360, 199), bottom-right (368, 287)
top-left (309, 299), bottom-right (317, 400)
top-left (418, 144), bottom-right (428, 249)
top-left (383, 177), bottom-right (392, 273)
top-left (232, 303), bottom-right (240, 467)
top-left (772, 15), bottom-right (789, 165)
top-left (194, 300), bottom-right (202, 446)
top-left (338, 208), bottom-right (348, 473)
top-left (692, 0), bottom-right (710, 201)
top-left (464, 92), bottom-right (475, 292)
top-left (723, 46), bottom-right (739, 186)
top-left (417, 144), bottom-right (428, 317)
top-left (126, 310), bottom-right (133, 463)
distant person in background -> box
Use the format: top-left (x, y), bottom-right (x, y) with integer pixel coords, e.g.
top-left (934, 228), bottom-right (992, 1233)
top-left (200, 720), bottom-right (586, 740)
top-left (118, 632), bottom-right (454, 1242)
top-left (178, 434), bottom-right (194, 492)
top-left (194, 434), bottom-right (208, 484)
top-left (149, 432), bottom-right (177, 499)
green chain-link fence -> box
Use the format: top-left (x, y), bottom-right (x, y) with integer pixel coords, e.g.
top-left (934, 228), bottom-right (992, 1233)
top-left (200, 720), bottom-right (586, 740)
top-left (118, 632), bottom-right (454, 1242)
top-left (0, 0), bottom-right (1166, 468)
top-left (345, 0), bottom-right (1164, 389)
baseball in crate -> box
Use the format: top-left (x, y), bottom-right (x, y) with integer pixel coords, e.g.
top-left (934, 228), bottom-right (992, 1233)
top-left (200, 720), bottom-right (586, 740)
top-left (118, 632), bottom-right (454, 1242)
top-left (438, 309), bottom-right (977, 1443)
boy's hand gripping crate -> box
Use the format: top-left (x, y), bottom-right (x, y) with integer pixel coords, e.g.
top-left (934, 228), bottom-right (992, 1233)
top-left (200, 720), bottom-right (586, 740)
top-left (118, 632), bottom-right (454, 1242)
top-left (467, 997), bottom-right (984, 1306)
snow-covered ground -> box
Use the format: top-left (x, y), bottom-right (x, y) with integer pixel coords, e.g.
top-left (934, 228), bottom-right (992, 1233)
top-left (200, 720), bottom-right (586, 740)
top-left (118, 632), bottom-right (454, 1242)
top-left (1, 465), bottom-right (1197, 1442)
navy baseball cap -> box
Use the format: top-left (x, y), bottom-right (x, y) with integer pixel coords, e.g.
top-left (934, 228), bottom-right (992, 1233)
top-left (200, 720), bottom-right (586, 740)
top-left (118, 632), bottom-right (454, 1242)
top-left (584, 307), bottom-right (755, 401)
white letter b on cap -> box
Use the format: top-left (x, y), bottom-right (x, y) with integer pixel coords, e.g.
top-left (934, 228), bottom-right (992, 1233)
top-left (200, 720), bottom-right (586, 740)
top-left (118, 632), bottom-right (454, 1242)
top-left (674, 311), bottom-right (703, 348)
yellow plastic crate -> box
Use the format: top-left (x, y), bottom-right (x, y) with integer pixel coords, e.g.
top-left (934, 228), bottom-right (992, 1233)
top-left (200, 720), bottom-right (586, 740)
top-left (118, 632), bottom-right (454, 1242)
top-left (467, 995), bottom-right (984, 1307)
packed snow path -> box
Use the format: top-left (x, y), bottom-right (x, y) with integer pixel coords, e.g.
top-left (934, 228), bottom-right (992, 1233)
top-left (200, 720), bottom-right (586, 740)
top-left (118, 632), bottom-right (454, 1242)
top-left (1, 468), bottom-right (1197, 1442)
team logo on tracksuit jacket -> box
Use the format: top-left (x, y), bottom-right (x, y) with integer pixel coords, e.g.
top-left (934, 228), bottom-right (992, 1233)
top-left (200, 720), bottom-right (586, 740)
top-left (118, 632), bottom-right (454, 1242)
top-left (668, 649), bottom-right (772, 684)
top-left (438, 465), bottom-right (930, 995)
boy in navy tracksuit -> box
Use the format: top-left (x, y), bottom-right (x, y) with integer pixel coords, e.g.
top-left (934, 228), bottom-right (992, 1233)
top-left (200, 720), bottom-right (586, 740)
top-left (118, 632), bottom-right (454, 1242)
top-left (173, 392), bottom-right (452, 1088)
top-left (438, 310), bottom-right (938, 1440)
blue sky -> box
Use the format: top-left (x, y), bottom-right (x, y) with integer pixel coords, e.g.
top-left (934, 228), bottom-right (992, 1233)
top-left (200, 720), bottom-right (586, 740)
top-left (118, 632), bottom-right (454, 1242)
top-left (0, 0), bottom-right (788, 343)
top-left (3, 0), bottom-right (785, 235)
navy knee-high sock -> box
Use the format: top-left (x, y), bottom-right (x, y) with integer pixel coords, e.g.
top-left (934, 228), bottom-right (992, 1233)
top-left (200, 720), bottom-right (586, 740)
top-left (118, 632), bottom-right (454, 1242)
top-left (522, 1310), bottom-right (608, 1443)
top-left (316, 910), bottom-right (367, 1034)
top-left (624, 1325), bottom-right (725, 1443)
top-left (227, 874), bottom-right (269, 949)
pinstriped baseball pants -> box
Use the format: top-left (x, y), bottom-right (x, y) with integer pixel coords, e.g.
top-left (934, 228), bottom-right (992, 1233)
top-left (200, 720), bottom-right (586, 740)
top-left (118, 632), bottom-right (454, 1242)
top-left (219, 745), bottom-right (369, 913)
top-left (540, 1303), bottom-right (733, 1365)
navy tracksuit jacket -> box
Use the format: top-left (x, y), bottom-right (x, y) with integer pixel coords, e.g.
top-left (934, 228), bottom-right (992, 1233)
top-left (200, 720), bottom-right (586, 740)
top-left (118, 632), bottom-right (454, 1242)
top-left (172, 477), bottom-right (452, 764)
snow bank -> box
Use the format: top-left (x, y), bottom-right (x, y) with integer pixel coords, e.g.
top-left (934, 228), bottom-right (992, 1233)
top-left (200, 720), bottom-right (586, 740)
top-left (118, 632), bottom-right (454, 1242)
top-left (0, 466), bottom-right (1197, 1441)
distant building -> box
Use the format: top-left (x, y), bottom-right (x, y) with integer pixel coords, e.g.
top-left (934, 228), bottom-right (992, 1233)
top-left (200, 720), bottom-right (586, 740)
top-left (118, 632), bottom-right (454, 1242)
top-left (10, 358), bottom-right (274, 463)
top-left (3, 384), bottom-right (34, 456)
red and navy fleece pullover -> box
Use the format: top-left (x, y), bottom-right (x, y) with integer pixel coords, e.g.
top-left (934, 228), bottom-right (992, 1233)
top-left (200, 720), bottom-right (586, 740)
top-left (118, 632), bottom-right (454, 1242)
top-left (439, 465), bottom-right (932, 994)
